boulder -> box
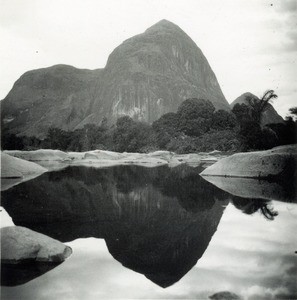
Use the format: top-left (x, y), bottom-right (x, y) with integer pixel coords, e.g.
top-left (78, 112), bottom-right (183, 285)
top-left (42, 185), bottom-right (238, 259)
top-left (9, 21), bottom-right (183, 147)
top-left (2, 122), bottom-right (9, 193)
top-left (1, 226), bottom-right (72, 263)
top-left (1, 152), bottom-right (47, 178)
top-left (1, 152), bottom-right (47, 191)
top-left (201, 145), bottom-right (297, 179)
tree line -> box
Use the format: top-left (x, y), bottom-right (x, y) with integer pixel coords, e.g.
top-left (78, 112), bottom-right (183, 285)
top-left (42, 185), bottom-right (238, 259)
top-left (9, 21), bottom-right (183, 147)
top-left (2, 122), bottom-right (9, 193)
top-left (2, 91), bottom-right (296, 153)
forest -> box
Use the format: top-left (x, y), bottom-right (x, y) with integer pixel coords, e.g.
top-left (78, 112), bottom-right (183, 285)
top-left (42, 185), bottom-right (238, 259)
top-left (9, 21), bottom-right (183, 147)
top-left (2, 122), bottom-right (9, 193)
top-left (2, 91), bottom-right (297, 153)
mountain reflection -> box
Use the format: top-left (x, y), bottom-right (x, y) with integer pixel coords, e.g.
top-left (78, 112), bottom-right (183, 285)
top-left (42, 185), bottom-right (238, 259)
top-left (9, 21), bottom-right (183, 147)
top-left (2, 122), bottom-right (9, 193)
top-left (1, 165), bottom-right (231, 287)
top-left (1, 164), bottom-right (283, 287)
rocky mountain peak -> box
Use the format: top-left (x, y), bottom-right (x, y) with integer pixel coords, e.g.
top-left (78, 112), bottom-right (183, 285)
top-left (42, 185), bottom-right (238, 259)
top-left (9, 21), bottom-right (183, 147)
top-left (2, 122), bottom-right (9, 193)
top-left (2, 20), bottom-right (230, 137)
top-left (145, 19), bottom-right (185, 33)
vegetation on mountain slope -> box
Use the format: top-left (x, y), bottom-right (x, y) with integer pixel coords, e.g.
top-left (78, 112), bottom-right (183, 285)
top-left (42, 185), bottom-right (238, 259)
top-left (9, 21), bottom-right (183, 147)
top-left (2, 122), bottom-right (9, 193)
top-left (2, 94), bottom-right (296, 153)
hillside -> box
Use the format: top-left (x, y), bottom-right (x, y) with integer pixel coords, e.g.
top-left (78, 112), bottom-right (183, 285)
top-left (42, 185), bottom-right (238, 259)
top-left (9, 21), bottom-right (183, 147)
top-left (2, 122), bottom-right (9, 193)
top-left (1, 20), bottom-right (229, 137)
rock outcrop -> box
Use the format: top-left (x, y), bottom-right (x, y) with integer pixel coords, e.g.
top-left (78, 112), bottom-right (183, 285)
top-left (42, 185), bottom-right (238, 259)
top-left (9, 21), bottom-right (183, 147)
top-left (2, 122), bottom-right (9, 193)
top-left (1, 226), bottom-right (72, 286)
top-left (201, 145), bottom-right (297, 202)
top-left (230, 92), bottom-right (283, 125)
top-left (1, 152), bottom-right (47, 191)
top-left (1, 20), bottom-right (229, 137)
top-left (1, 226), bottom-right (72, 263)
top-left (201, 145), bottom-right (297, 179)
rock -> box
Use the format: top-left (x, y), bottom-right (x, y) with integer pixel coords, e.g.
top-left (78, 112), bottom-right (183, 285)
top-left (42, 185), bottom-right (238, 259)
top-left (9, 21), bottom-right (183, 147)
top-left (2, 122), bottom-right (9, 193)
top-left (1, 152), bottom-right (47, 178)
top-left (208, 150), bottom-right (222, 154)
top-left (1, 152), bottom-right (47, 191)
top-left (1, 20), bottom-right (229, 138)
top-left (201, 145), bottom-right (297, 179)
top-left (83, 152), bottom-right (99, 160)
top-left (5, 149), bottom-right (69, 161)
top-left (1, 226), bottom-right (72, 264)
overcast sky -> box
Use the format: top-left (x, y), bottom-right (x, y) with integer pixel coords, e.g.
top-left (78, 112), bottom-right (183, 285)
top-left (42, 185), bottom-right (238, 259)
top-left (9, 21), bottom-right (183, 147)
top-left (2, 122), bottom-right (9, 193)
top-left (0, 0), bottom-right (296, 117)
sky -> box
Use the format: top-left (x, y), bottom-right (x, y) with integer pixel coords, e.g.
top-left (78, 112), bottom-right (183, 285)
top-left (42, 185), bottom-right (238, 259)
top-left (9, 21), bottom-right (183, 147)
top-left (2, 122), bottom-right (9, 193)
top-left (0, 0), bottom-right (296, 117)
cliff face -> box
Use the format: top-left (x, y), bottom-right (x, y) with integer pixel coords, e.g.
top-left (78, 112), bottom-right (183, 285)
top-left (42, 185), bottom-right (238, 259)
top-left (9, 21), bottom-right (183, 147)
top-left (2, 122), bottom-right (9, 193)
top-left (1, 20), bottom-right (229, 137)
top-left (231, 92), bottom-right (284, 125)
top-left (92, 20), bottom-right (229, 124)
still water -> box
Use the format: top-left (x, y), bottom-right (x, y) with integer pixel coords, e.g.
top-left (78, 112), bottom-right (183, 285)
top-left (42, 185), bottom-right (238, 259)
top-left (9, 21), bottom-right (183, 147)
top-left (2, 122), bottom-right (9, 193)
top-left (1, 165), bottom-right (297, 299)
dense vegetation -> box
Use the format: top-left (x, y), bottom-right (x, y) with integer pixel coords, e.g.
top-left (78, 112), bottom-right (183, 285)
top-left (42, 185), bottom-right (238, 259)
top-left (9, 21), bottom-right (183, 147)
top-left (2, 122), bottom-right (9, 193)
top-left (232, 91), bottom-right (297, 150)
top-left (2, 95), bottom-right (296, 153)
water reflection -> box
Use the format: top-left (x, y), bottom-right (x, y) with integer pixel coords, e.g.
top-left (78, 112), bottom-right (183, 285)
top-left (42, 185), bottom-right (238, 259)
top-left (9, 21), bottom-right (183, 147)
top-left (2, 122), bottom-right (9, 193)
top-left (1, 262), bottom-right (62, 287)
top-left (201, 175), bottom-right (296, 203)
top-left (1, 165), bottom-right (230, 287)
top-left (232, 197), bottom-right (279, 220)
top-left (0, 164), bottom-right (289, 288)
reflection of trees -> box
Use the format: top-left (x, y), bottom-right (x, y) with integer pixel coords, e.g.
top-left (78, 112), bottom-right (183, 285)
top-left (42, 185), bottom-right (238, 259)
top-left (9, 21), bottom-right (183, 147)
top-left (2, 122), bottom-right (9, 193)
top-left (232, 197), bottom-right (278, 220)
top-left (153, 165), bottom-right (230, 212)
top-left (46, 165), bottom-right (231, 214)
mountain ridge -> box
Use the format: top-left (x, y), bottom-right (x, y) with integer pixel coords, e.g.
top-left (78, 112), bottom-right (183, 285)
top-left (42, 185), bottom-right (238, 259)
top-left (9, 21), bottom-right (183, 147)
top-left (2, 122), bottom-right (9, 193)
top-left (2, 20), bottom-right (229, 137)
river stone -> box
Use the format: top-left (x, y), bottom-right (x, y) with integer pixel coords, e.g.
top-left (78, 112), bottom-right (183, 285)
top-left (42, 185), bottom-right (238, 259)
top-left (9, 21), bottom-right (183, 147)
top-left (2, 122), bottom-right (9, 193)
top-left (1, 226), bottom-right (72, 264)
top-left (201, 145), bottom-right (297, 178)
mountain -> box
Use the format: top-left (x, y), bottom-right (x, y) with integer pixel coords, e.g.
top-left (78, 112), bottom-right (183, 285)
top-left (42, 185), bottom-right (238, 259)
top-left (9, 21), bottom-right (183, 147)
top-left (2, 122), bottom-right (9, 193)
top-left (1, 20), bottom-right (230, 138)
top-left (1, 65), bottom-right (103, 137)
top-left (230, 92), bottom-right (284, 125)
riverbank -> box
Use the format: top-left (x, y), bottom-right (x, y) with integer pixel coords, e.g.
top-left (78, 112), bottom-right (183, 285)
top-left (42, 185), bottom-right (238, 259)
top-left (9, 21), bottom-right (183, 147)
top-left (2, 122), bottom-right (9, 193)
top-left (2, 145), bottom-right (296, 196)
top-left (1, 149), bottom-right (223, 191)
top-left (3, 149), bottom-right (224, 168)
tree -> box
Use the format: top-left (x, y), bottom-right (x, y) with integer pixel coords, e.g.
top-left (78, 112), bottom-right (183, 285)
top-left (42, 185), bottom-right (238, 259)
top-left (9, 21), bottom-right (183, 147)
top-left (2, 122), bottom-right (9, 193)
top-left (246, 90), bottom-right (278, 125)
top-left (177, 98), bottom-right (215, 137)
top-left (113, 116), bottom-right (153, 152)
top-left (211, 110), bottom-right (237, 130)
top-left (232, 103), bottom-right (252, 124)
top-left (232, 90), bottom-right (280, 150)
top-left (44, 127), bottom-right (70, 150)
top-left (152, 112), bottom-right (179, 148)
top-left (1, 133), bottom-right (25, 150)
top-left (288, 107), bottom-right (297, 121)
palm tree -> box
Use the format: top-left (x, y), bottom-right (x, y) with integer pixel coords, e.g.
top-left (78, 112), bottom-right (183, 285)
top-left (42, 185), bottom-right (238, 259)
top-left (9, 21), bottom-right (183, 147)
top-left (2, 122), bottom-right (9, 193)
top-left (246, 90), bottom-right (278, 125)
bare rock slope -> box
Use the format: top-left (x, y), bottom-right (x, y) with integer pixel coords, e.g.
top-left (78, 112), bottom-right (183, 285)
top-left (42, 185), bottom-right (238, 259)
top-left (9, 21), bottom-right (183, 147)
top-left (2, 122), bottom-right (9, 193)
top-left (1, 20), bottom-right (229, 137)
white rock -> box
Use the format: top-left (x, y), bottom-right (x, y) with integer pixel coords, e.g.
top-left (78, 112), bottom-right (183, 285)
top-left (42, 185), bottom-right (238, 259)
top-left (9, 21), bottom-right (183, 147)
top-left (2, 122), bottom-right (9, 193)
top-left (1, 226), bottom-right (72, 263)
top-left (201, 145), bottom-right (297, 178)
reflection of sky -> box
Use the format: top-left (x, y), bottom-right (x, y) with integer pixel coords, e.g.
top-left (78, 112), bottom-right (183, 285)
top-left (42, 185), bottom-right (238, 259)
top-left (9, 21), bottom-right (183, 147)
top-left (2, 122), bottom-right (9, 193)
top-left (2, 200), bottom-right (297, 300)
